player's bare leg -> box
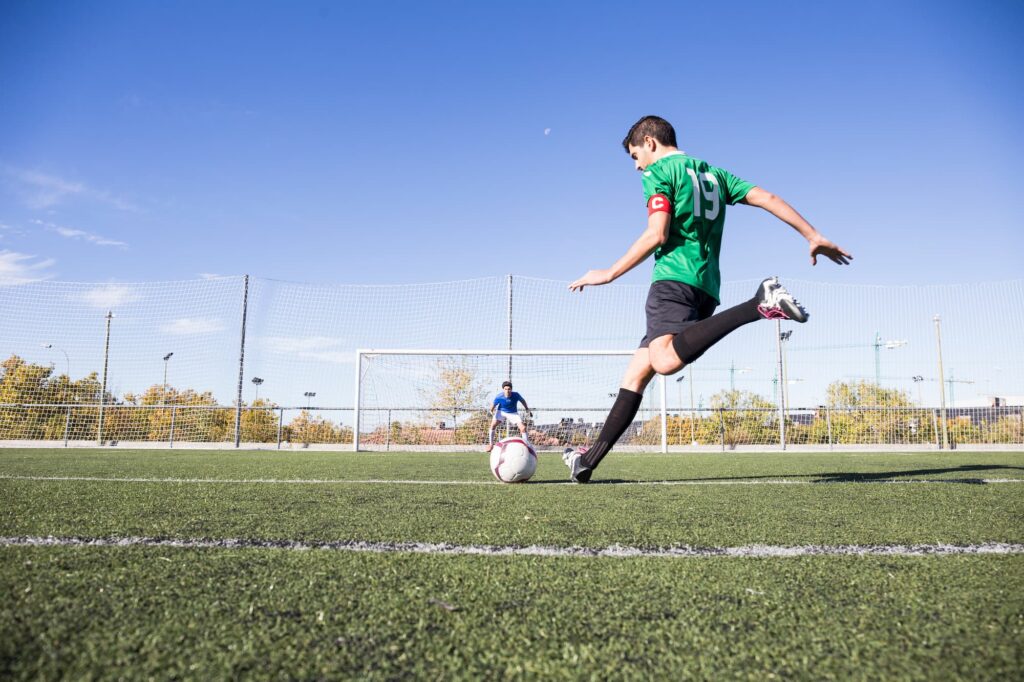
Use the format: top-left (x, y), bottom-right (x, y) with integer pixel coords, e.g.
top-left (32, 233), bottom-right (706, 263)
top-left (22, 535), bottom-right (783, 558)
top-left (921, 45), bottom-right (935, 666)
top-left (648, 334), bottom-right (683, 376)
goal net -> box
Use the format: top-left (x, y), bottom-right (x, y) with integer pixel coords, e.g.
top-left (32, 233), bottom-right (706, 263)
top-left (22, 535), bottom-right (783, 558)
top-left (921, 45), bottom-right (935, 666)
top-left (354, 349), bottom-right (668, 451)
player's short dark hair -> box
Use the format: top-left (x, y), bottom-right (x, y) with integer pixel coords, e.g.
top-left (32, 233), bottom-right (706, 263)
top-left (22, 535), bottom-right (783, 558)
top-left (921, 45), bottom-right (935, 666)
top-left (501, 381), bottom-right (512, 388)
top-left (622, 115), bottom-right (677, 152)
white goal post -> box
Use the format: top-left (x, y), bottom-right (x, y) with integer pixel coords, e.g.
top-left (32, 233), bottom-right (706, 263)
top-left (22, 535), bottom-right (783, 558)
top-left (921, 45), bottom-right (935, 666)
top-left (353, 349), bottom-right (670, 452)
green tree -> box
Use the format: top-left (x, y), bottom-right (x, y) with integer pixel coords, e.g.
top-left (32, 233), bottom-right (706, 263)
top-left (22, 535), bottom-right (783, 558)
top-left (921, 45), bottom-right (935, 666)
top-left (240, 399), bottom-right (280, 443)
top-left (423, 359), bottom-right (488, 429)
top-left (825, 380), bottom-right (917, 445)
top-left (710, 389), bottom-right (776, 447)
top-left (286, 410), bottom-right (351, 445)
top-left (0, 354), bottom-right (105, 441)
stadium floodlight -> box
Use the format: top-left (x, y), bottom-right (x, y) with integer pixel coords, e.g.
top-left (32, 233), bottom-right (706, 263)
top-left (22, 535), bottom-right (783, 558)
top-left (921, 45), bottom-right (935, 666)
top-left (41, 343), bottom-right (71, 378)
top-left (912, 375), bottom-right (925, 405)
top-left (251, 377), bottom-right (264, 402)
top-left (162, 352), bottom-right (174, 405)
top-left (303, 391), bottom-right (316, 408)
top-left (41, 343), bottom-right (72, 447)
top-left (675, 373), bottom-right (696, 445)
top-left (873, 332), bottom-right (907, 384)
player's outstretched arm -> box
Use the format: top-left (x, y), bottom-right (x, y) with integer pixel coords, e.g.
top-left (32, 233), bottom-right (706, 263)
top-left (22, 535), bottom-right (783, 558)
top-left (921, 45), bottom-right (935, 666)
top-left (741, 187), bottom-right (852, 266)
top-left (569, 212), bottom-right (671, 291)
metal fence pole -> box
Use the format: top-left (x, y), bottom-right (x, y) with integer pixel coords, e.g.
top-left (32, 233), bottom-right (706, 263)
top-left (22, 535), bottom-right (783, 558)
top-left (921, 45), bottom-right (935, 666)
top-left (63, 404), bottom-right (71, 448)
top-left (718, 408), bottom-right (726, 452)
top-left (659, 374), bottom-right (667, 454)
top-left (233, 275), bottom-right (250, 448)
top-left (386, 409), bottom-right (392, 451)
top-left (169, 406), bottom-right (176, 447)
top-left (933, 315), bottom-right (949, 449)
top-left (506, 274), bottom-right (513, 382)
top-left (826, 406), bottom-right (833, 451)
top-left (277, 408), bottom-right (284, 449)
top-left (97, 311), bottom-right (113, 445)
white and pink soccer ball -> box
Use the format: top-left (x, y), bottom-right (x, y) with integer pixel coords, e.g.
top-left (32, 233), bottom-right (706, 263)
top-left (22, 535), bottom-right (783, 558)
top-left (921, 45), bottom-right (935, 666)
top-left (489, 437), bottom-right (537, 483)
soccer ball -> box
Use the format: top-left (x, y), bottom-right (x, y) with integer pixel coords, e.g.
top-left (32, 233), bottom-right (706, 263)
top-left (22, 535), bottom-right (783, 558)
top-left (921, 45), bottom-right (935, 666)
top-left (489, 437), bottom-right (537, 483)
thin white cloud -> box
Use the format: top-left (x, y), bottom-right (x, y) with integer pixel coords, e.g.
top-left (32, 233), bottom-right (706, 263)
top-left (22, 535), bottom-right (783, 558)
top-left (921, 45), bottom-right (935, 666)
top-left (33, 219), bottom-right (128, 249)
top-left (80, 283), bottom-right (141, 309)
top-left (0, 250), bottom-right (56, 285)
top-left (160, 318), bottom-right (226, 335)
top-left (262, 336), bottom-right (354, 364)
top-left (0, 221), bottom-right (27, 238)
top-left (3, 166), bottom-right (139, 212)
top-left (198, 273), bottom-right (225, 280)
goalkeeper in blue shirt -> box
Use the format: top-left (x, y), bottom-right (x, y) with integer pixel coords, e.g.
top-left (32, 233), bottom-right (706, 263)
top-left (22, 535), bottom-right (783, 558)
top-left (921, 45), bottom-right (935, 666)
top-left (487, 381), bottom-right (531, 451)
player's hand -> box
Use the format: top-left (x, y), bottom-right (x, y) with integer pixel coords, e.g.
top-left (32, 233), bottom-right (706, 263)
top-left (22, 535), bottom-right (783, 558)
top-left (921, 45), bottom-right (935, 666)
top-left (569, 269), bottom-right (613, 292)
top-left (809, 235), bottom-right (853, 266)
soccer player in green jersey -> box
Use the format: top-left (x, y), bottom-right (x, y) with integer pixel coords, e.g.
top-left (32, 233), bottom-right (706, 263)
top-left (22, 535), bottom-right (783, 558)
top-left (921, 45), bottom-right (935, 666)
top-left (562, 115), bottom-right (852, 483)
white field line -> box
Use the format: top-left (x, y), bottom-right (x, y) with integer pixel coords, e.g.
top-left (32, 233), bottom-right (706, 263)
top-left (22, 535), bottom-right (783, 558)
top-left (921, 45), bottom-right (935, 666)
top-left (1, 474), bottom-right (1023, 487)
top-left (2, 535), bottom-right (1022, 559)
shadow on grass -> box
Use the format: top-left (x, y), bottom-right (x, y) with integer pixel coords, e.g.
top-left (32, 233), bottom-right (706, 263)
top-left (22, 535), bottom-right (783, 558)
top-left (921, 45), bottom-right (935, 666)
top-left (810, 464), bottom-right (1024, 483)
top-left (529, 464), bottom-right (1024, 485)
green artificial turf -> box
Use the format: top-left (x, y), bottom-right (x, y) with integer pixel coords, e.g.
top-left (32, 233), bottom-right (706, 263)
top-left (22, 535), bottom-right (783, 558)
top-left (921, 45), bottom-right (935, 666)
top-left (2, 448), bottom-right (1023, 679)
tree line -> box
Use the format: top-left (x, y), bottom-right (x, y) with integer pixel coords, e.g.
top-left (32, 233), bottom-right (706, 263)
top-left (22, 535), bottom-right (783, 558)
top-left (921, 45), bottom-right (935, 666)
top-left (0, 355), bottom-right (351, 444)
top-left (2, 354), bottom-right (1020, 446)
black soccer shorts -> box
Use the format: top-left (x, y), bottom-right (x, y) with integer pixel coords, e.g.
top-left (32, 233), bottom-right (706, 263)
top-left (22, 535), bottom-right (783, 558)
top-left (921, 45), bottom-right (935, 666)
top-left (639, 280), bottom-right (718, 348)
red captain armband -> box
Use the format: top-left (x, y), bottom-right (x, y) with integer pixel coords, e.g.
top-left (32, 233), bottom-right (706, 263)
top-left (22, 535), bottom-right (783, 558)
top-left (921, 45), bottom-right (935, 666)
top-left (647, 194), bottom-right (672, 216)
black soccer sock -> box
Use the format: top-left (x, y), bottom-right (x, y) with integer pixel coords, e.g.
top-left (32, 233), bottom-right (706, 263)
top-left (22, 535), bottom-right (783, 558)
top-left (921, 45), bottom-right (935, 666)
top-left (671, 297), bottom-right (761, 366)
top-left (581, 388), bottom-right (644, 470)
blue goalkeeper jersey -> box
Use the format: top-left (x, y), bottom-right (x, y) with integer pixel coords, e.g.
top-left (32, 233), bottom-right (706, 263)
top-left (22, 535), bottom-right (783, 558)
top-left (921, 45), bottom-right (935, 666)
top-left (493, 392), bottom-right (524, 413)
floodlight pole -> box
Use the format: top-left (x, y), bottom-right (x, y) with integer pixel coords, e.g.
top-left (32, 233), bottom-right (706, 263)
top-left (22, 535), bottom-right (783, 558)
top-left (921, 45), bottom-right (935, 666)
top-left (162, 352), bottom-right (173, 406)
top-left (781, 334), bottom-right (791, 417)
top-left (234, 275), bottom-right (250, 448)
top-left (42, 343), bottom-right (71, 447)
top-left (934, 315), bottom-right (949, 449)
top-left (97, 311), bottom-right (113, 445)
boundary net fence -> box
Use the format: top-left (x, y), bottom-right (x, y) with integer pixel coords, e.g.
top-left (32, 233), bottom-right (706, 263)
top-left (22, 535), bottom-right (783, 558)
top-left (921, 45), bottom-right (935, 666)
top-left (0, 275), bottom-right (1021, 449)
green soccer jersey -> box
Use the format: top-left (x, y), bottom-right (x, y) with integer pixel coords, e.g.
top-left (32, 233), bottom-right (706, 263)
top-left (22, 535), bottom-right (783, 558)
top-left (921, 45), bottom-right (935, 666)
top-left (641, 152), bottom-right (755, 301)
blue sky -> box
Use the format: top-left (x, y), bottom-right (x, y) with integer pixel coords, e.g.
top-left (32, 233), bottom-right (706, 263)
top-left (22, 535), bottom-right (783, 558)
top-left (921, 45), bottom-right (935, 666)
top-left (2, 0), bottom-right (1022, 288)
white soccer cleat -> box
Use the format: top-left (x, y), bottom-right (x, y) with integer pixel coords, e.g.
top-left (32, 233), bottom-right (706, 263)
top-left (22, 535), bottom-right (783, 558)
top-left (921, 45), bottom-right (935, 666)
top-left (756, 276), bottom-right (808, 323)
top-left (561, 447), bottom-right (593, 483)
